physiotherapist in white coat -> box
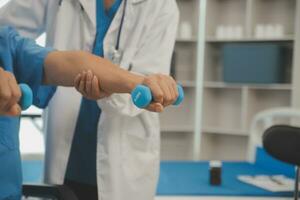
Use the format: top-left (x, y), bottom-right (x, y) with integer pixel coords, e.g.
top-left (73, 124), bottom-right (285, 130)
top-left (0, 0), bottom-right (179, 200)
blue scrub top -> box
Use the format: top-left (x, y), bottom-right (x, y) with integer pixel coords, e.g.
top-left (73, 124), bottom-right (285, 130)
top-left (65, 0), bottom-right (122, 185)
top-left (0, 26), bottom-right (56, 200)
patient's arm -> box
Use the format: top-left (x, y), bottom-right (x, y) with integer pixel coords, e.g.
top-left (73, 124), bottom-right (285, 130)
top-left (43, 51), bottom-right (178, 112)
top-left (44, 51), bottom-right (142, 94)
top-left (73, 70), bottom-right (108, 100)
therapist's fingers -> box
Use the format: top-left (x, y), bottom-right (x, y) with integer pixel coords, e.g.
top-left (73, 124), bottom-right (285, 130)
top-left (78, 71), bottom-right (87, 96)
top-left (91, 75), bottom-right (102, 98)
top-left (85, 70), bottom-right (93, 95)
top-left (91, 75), bottom-right (101, 96)
top-left (90, 76), bottom-right (111, 99)
top-left (74, 73), bottom-right (86, 95)
top-left (146, 102), bottom-right (164, 113)
top-left (74, 74), bottom-right (81, 89)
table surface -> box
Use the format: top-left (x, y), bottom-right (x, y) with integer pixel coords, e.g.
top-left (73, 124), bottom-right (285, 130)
top-left (22, 156), bottom-right (295, 199)
top-left (158, 161), bottom-right (294, 197)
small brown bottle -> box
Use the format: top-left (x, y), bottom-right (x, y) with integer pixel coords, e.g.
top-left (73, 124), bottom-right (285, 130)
top-left (209, 160), bottom-right (222, 186)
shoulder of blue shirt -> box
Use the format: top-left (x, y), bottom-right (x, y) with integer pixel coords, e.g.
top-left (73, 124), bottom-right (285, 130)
top-left (0, 26), bottom-right (57, 108)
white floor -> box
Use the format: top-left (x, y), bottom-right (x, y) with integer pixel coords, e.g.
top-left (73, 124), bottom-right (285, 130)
top-left (155, 197), bottom-right (291, 200)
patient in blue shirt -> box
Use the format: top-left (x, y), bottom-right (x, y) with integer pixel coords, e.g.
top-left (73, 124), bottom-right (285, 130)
top-left (0, 26), bottom-right (56, 199)
top-left (0, 26), bottom-right (58, 200)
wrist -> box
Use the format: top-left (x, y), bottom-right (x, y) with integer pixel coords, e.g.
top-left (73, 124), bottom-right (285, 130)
top-left (125, 73), bottom-right (144, 93)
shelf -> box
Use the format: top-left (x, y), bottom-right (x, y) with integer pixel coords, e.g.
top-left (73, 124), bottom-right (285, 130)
top-left (247, 84), bottom-right (292, 90)
top-left (204, 82), bottom-right (243, 89)
top-left (206, 36), bottom-right (294, 43)
top-left (245, 89), bottom-right (292, 129)
top-left (161, 126), bottom-right (194, 132)
top-left (204, 82), bottom-right (292, 90)
top-left (205, 0), bottom-right (247, 37)
top-left (202, 127), bottom-right (248, 136)
top-left (252, 0), bottom-right (296, 36)
top-left (202, 88), bottom-right (243, 131)
top-left (160, 88), bottom-right (195, 133)
top-left (176, 0), bottom-right (199, 41)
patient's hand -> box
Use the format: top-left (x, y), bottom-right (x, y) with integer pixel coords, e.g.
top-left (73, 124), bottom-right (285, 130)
top-left (74, 70), bottom-right (110, 100)
top-left (0, 68), bottom-right (22, 116)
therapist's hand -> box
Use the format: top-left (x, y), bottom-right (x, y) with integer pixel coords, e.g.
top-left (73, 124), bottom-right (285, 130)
top-left (74, 70), bottom-right (110, 100)
top-left (0, 68), bottom-right (22, 116)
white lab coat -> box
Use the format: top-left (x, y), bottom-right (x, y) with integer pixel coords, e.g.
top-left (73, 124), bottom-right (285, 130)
top-left (0, 0), bottom-right (179, 199)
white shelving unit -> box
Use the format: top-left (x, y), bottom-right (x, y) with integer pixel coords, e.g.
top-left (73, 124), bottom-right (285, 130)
top-left (160, 0), bottom-right (300, 161)
top-left (199, 0), bottom-right (300, 161)
top-left (160, 0), bottom-right (199, 160)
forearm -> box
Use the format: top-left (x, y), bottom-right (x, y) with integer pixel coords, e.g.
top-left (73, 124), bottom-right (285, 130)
top-left (43, 51), bottom-right (144, 94)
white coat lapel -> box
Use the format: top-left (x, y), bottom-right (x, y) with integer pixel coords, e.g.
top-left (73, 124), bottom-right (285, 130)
top-left (107, 0), bottom-right (149, 33)
top-left (104, 0), bottom-right (148, 43)
top-left (103, 0), bottom-right (149, 59)
top-left (103, 0), bottom-right (127, 57)
top-left (78, 0), bottom-right (96, 27)
top-left (78, 0), bottom-right (147, 30)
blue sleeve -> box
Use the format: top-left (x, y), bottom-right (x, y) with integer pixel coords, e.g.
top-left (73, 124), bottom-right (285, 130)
top-left (0, 26), bottom-right (56, 108)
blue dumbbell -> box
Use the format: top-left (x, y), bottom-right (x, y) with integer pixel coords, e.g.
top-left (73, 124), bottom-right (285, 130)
top-left (19, 84), bottom-right (33, 110)
top-left (131, 84), bottom-right (184, 108)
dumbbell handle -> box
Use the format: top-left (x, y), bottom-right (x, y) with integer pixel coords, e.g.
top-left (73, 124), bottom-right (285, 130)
top-left (131, 84), bottom-right (184, 108)
top-left (19, 84), bottom-right (33, 111)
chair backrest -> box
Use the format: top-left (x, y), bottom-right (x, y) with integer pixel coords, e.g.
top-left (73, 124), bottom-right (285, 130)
top-left (263, 125), bottom-right (300, 166)
top-left (248, 107), bottom-right (300, 163)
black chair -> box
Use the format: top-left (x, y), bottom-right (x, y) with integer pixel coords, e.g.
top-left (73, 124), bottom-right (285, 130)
top-left (263, 125), bottom-right (300, 200)
top-left (22, 184), bottom-right (78, 200)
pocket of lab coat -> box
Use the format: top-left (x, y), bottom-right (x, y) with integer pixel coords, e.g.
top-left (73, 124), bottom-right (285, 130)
top-left (121, 132), bottom-right (157, 181)
top-left (121, 116), bottom-right (159, 181)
